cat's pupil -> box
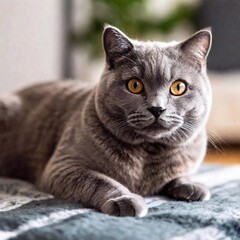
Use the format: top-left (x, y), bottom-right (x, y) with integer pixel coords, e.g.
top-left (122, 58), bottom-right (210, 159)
top-left (133, 82), bottom-right (138, 89)
top-left (177, 84), bottom-right (181, 91)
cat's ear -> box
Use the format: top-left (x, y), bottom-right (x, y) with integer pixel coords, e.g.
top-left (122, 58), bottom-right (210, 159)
top-left (179, 28), bottom-right (212, 66)
top-left (102, 25), bottom-right (133, 67)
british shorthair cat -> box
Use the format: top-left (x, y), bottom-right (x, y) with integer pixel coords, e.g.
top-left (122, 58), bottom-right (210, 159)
top-left (0, 25), bottom-right (212, 217)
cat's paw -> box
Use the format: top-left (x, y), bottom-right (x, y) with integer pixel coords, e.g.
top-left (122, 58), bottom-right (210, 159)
top-left (171, 183), bottom-right (210, 201)
top-left (101, 193), bottom-right (148, 217)
top-left (163, 179), bottom-right (210, 202)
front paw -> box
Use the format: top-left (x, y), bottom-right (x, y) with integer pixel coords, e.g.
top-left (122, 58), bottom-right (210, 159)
top-left (101, 193), bottom-right (148, 217)
top-left (163, 180), bottom-right (210, 201)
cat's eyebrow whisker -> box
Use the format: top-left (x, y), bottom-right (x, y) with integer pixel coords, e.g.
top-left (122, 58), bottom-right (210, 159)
top-left (121, 56), bottom-right (140, 67)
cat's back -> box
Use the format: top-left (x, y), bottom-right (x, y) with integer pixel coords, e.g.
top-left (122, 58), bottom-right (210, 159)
top-left (15, 80), bottom-right (95, 143)
top-left (17, 80), bottom-right (93, 109)
top-left (2, 80), bottom-right (94, 135)
top-left (0, 80), bottom-right (94, 181)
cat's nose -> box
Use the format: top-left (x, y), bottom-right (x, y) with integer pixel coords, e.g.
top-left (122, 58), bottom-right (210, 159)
top-left (147, 106), bottom-right (166, 118)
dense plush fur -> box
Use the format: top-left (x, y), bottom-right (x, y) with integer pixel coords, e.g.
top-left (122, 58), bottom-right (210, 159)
top-left (0, 26), bottom-right (212, 217)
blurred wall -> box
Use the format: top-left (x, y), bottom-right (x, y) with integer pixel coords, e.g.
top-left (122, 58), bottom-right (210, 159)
top-left (197, 0), bottom-right (240, 71)
top-left (0, 0), bottom-right (65, 93)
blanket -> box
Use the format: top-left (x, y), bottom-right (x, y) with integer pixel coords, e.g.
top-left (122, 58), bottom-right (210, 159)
top-left (0, 165), bottom-right (240, 240)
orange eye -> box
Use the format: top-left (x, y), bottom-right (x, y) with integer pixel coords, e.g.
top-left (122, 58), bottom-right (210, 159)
top-left (170, 80), bottom-right (187, 96)
top-left (127, 79), bottom-right (144, 94)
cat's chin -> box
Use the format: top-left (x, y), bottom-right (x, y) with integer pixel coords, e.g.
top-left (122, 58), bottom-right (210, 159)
top-left (134, 123), bottom-right (171, 139)
top-left (140, 119), bottom-right (177, 131)
top-left (133, 119), bottom-right (183, 141)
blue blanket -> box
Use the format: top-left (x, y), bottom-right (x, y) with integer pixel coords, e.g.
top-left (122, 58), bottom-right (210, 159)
top-left (0, 165), bottom-right (240, 240)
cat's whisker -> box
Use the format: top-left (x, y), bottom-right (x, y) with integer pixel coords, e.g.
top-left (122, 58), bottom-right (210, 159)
top-left (128, 116), bottom-right (152, 122)
top-left (175, 129), bottom-right (186, 141)
top-left (164, 115), bottom-right (184, 127)
top-left (112, 119), bottom-right (141, 142)
top-left (182, 123), bottom-right (224, 154)
top-left (207, 129), bottom-right (226, 153)
top-left (166, 115), bottom-right (183, 121)
top-left (168, 120), bottom-right (183, 125)
top-left (128, 112), bottom-right (146, 118)
top-left (128, 118), bottom-right (153, 124)
top-left (207, 128), bottom-right (226, 145)
top-left (180, 128), bottom-right (190, 138)
top-left (183, 125), bottom-right (195, 133)
top-left (207, 138), bottom-right (223, 154)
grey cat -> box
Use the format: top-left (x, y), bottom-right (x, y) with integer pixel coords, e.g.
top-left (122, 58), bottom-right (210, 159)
top-left (0, 25), bottom-right (212, 217)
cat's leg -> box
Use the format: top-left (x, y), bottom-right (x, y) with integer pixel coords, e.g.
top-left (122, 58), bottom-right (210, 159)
top-left (39, 161), bottom-right (148, 217)
top-left (161, 177), bottom-right (210, 201)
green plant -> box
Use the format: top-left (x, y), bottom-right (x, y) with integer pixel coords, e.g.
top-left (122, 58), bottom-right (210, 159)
top-left (71, 0), bottom-right (197, 57)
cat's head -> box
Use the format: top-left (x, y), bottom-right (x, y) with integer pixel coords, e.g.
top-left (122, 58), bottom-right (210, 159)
top-left (95, 25), bottom-right (212, 145)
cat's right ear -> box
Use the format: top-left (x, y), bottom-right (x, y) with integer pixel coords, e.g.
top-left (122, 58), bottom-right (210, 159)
top-left (102, 25), bottom-right (133, 68)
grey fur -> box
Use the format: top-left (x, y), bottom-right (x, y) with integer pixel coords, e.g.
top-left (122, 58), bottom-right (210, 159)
top-left (0, 26), bottom-right (212, 217)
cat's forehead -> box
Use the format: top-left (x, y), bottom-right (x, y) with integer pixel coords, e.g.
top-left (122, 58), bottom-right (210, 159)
top-left (122, 41), bottom-right (187, 81)
top-left (132, 40), bottom-right (180, 66)
top-left (133, 40), bottom-right (179, 57)
top-left (117, 39), bottom-right (198, 83)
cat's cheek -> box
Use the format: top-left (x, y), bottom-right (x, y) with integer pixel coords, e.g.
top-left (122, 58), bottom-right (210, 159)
top-left (189, 105), bottom-right (206, 118)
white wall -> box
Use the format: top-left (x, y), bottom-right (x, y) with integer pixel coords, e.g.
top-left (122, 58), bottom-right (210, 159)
top-left (0, 0), bottom-right (64, 93)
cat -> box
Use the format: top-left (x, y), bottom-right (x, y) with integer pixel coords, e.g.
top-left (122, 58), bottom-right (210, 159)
top-left (0, 25), bottom-right (212, 217)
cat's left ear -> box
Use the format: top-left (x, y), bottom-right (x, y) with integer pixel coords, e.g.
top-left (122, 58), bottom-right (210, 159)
top-left (102, 25), bottom-right (133, 68)
top-left (179, 28), bottom-right (212, 66)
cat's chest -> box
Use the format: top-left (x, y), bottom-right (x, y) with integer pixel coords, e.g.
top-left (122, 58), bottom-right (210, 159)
top-left (120, 144), bottom-right (194, 195)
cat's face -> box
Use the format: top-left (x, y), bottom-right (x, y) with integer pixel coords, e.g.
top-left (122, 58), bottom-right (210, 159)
top-left (96, 26), bottom-right (212, 145)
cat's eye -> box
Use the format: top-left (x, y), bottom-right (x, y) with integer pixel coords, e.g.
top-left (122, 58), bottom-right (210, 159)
top-left (127, 79), bottom-right (144, 94)
top-left (170, 80), bottom-right (187, 96)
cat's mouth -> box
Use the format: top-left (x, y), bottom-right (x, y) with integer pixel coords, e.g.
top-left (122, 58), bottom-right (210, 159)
top-left (133, 120), bottom-right (182, 141)
top-left (127, 113), bottom-right (183, 136)
top-left (147, 119), bottom-right (171, 132)
top-left (133, 118), bottom-right (173, 135)
top-left (133, 116), bottom-right (184, 138)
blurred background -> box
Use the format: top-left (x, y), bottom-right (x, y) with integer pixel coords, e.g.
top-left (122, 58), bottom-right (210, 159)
top-left (0, 0), bottom-right (240, 163)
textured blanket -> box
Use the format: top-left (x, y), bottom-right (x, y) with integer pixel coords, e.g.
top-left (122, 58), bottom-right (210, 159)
top-left (0, 165), bottom-right (240, 240)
